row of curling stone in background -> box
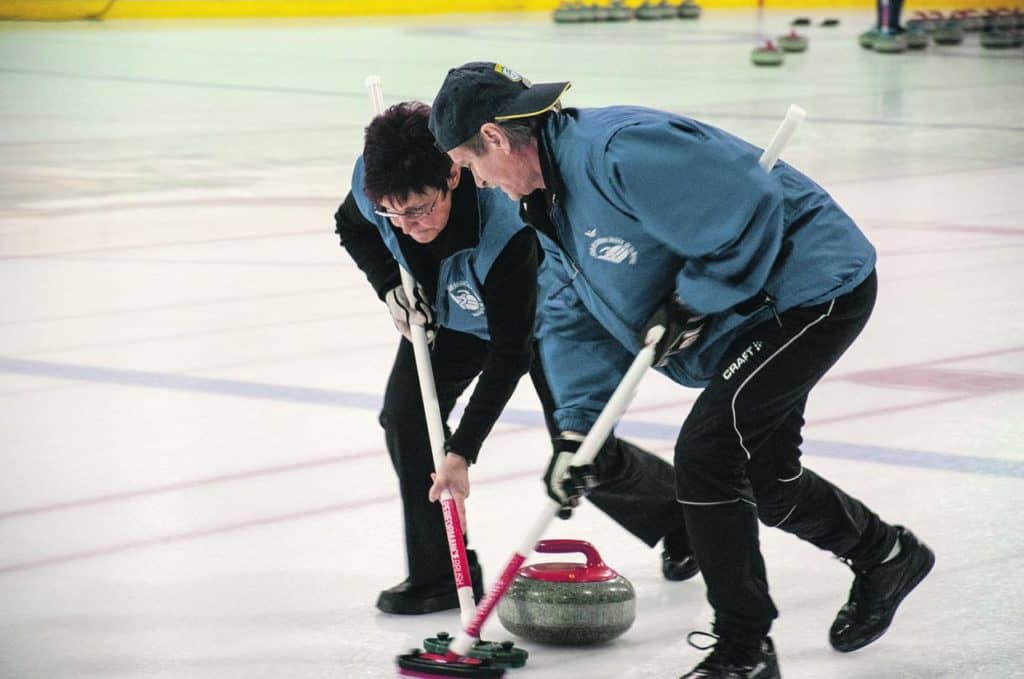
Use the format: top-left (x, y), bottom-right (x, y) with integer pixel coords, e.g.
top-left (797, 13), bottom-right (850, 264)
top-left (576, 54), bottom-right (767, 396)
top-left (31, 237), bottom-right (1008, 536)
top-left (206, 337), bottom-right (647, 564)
top-left (553, 0), bottom-right (701, 23)
top-left (750, 14), bottom-right (840, 67)
top-left (909, 7), bottom-right (1023, 32)
top-left (750, 16), bottom-right (836, 66)
top-left (860, 8), bottom-right (1023, 52)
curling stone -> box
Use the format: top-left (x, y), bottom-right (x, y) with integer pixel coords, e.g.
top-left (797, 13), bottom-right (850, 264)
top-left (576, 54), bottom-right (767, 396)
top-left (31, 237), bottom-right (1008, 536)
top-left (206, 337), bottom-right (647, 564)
top-left (791, 16), bottom-right (811, 26)
top-left (635, 1), bottom-right (664, 20)
top-left (608, 0), bottom-right (633, 21)
top-left (873, 30), bottom-right (909, 53)
top-left (497, 539), bottom-right (635, 646)
top-left (678, 0), bottom-right (701, 19)
top-left (553, 2), bottom-right (583, 22)
top-left (992, 9), bottom-right (1016, 31)
top-left (752, 40), bottom-right (786, 66)
top-left (778, 30), bottom-right (809, 52)
top-left (909, 10), bottom-right (937, 32)
top-left (905, 26), bottom-right (930, 49)
top-left (959, 9), bottom-right (983, 32)
top-left (980, 27), bottom-right (1018, 49)
top-left (576, 2), bottom-right (598, 21)
top-left (932, 19), bottom-right (964, 45)
top-left (821, 17), bottom-right (840, 27)
top-left (858, 28), bottom-right (879, 49)
top-left (658, 0), bottom-right (679, 19)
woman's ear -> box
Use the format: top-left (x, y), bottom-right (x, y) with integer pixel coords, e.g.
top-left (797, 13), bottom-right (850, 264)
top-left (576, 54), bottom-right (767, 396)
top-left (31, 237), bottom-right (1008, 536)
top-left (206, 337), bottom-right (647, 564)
top-left (448, 164), bottom-right (462, 190)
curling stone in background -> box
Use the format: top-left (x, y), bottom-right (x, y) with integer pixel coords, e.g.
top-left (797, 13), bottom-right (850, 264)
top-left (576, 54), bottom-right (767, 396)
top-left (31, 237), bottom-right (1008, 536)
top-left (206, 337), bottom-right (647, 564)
top-left (858, 28), bottom-right (880, 49)
top-left (752, 40), bottom-right (786, 65)
top-left (873, 29), bottom-right (909, 53)
top-left (553, 2), bottom-right (584, 23)
top-left (980, 12), bottom-right (1022, 49)
top-left (608, 0), bottom-right (634, 21)
top-left (932, 18), bottom-right (964, 45)
top-left (678, 0), bottom-right (701, 19)
top-left (778, 30), bottom-right (809, 52)
top-left (497, 539), bottom-right (636, 646)
top-left (905, 25), bottom-right (930, 49)
top-left (954, 9), bottom-right (982, 32)
top-left (980, 25), bottom-right (1018, 49)
top-left (635, 1), bottom-right (665, 20)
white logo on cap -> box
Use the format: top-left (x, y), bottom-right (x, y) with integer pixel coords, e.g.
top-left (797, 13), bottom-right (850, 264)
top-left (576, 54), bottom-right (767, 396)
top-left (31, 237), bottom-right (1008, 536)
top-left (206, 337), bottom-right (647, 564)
top-left (494, 64), bottom-right (521, 81)
top-left (494, 64), bottom-right (530, 86)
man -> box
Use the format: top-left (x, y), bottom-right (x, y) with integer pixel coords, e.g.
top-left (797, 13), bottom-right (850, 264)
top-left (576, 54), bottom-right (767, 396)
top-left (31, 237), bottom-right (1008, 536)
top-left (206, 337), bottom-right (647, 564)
top-left (334, 101), bottom-right (698, 617)
top-left (428, 63), bottom-right (934, 678)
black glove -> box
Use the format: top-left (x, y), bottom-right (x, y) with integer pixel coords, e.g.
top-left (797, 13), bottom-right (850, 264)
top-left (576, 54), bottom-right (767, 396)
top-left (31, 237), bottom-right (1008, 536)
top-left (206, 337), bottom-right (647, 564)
top-left (640, 294), bottom-right (705, 368)
top-left (543, 433), bottom-right (599, 520)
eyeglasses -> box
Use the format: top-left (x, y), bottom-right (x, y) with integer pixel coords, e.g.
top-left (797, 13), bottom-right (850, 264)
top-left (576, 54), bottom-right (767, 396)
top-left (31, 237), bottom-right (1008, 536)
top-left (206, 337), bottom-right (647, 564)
top-left (374, 192), bottom-right (440, 220)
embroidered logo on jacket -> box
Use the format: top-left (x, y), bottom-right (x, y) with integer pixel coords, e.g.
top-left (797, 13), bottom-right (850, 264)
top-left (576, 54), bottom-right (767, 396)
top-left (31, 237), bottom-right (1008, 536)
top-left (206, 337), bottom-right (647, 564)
top-left (589, 236), bottom-right (638, 265)
top-left (722, 341), bottom-right (764, 381)
top-left (447, 281), bottom-right (485, 317)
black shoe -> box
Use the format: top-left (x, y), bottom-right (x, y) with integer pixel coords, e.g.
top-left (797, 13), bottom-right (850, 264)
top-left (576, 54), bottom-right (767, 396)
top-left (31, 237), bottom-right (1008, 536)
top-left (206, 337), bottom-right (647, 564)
top-left (680, 634), bottom-right (780, 679)
top-left (376, 552), bottom-right (483, 615)
top-left (663, 551), bottom-right (701, 581)
top-left (830, 527), bottom-right (934, 652)
top-left (662, 526), bottom-right (701, 582)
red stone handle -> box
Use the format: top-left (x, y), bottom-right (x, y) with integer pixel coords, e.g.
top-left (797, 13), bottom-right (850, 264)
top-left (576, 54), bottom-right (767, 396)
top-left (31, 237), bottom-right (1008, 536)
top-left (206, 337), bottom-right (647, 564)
top-left (535, 539), bottom-right (605, 568)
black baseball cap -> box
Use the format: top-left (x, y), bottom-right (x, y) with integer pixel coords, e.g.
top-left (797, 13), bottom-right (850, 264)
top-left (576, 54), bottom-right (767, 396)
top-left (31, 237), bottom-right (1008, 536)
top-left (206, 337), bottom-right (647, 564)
top-left (428, 62), bottom-right (571, 152)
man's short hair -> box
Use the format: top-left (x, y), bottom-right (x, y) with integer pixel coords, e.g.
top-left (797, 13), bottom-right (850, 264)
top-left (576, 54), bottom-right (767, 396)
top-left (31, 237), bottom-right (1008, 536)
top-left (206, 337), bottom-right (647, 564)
top-left (363, 101), bottom-right (453, 205)
top-left (462, 115), bottom-right (547, 155)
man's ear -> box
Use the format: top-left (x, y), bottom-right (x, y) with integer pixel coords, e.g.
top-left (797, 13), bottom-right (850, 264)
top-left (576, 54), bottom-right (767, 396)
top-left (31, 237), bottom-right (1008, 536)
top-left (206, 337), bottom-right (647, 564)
top-left (479, 122), bottom-right (508, 152)
top-left (448, 164), bottom-right (462, 190)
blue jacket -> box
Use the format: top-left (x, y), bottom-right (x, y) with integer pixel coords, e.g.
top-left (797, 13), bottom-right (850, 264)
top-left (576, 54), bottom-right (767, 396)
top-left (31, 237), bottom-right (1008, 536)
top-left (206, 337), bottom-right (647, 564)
top-left (534, 107), bottom-right (876, 432)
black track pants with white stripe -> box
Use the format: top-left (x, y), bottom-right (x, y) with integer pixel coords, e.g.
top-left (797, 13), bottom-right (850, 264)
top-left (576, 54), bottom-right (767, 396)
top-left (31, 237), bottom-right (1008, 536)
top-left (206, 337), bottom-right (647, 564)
top-left (674, 270), bottom-right (898, 645)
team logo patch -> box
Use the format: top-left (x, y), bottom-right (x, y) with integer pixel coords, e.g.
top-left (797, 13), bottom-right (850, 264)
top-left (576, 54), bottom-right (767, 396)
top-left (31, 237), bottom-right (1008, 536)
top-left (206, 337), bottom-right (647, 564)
top-left (494, 64), bottom-right (525, 84)
top-left (589, 236), bottom-right (638, 265)
top-left (447, 280), bottom-right (485, 317)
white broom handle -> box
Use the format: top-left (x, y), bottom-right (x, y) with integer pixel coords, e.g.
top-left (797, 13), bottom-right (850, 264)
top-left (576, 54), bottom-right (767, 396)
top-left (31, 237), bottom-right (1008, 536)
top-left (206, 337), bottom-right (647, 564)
top-left (365, 75), bottom-right (476, 625)
top-left (759, 104), bottom-right (806, 172)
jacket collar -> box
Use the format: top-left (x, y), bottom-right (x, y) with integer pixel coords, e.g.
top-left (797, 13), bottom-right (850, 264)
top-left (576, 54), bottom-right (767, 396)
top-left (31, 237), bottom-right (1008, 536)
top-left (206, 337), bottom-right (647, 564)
top-left (536, 113), bottom-right (566, 200)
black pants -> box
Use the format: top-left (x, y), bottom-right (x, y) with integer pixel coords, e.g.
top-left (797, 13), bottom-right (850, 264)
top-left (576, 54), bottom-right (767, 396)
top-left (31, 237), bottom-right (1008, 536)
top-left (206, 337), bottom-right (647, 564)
top-left (877, 0), bottom-right (904, 28)
top-left (379, 326), bottom-right (688, 585)
top-left (674, 271), bottom-right (898, 645)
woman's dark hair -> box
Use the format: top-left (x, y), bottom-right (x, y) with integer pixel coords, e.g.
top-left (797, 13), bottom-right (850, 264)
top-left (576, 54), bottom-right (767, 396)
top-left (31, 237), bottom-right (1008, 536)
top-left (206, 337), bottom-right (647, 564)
top-left (362, 101), bottom-right (453, 205)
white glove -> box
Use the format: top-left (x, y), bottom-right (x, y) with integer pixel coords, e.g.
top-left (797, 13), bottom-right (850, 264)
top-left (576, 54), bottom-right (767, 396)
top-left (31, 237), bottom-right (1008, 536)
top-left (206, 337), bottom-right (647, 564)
top-left (385, 284), bottom-right (435, 342)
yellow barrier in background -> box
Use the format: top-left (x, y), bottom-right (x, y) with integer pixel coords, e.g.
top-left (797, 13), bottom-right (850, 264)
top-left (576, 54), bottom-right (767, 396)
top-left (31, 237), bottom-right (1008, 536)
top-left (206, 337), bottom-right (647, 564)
top-left (2, 0), bottom-right (1021, 21)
